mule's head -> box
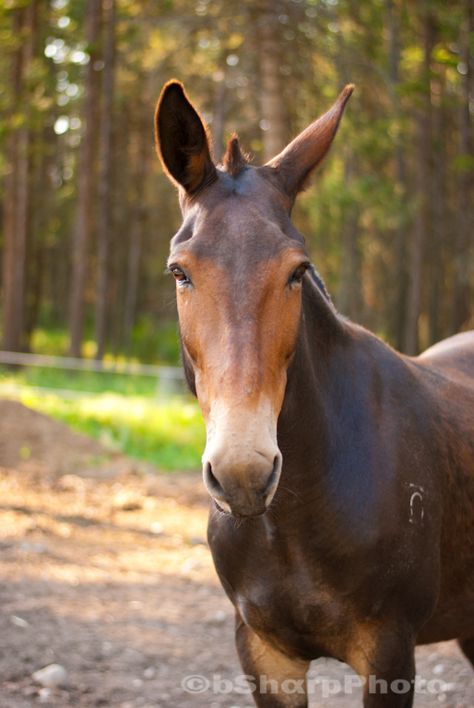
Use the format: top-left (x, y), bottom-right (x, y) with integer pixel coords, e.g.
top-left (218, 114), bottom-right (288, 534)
top-left (155, 81), bottom-right (352, 517)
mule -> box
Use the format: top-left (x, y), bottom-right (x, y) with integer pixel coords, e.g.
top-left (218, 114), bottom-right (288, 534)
top-left (155, 80), bottom-right (474, 707)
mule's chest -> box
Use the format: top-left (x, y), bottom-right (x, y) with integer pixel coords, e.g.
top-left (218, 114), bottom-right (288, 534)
top-left (234, 577), bottom-right (352, 660)
top-left (209, 519), bottom-right (356, 660)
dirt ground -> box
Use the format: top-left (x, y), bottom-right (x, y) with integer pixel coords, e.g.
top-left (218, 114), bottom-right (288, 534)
top-left (0, 400), bottom-right (472, 707)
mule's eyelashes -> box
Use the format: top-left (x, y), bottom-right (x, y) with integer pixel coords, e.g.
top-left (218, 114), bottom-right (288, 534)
top-left (289, 262), bottom-right (310, 287)
top-left (169, 264), bottom-right (191, 287)
top-left (167, 258), bottom-right (310, 291)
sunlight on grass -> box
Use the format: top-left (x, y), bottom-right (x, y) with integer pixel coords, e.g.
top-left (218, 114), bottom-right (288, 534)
top-left (0, 378), bottom-right (205, 471)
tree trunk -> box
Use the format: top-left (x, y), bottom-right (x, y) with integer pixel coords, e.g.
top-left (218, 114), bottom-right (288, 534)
top-left (386, 0), bottom-right (409, 351)
top-left (123, 117), bottom-right (150, 352)
top-left (95, 0), bottom-right (116, 360)
top-left (337, 156), bottom-right (362, 319)
top-left (404, 9), bottom-right (435, 355)
top-left (2, 4), bottom-right (37, 352)
top-left (428, 58), bottom-right (446, 345)
top-left (68, 0), bottom-right (101, 357)
top-left (212, 73), bottom-right (226, 162)
top-left (450, 0), bottom-right (473, 334)
top-left (123, 207), bottom-right (145, 353)
top-left (25, 126), bottom-right (50, 343)
top-left (256, 0), bottom-right (289, 161)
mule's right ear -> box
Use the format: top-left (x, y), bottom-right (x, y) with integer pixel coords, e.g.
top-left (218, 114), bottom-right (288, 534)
top-left (155, 81), bottom-right (216, 194)
top-left (265, 84), bottom-right (354, 198)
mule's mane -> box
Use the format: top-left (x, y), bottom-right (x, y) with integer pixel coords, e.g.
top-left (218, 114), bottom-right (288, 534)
top-left (309, 265), bottom-right (333, 305)
top-left (222, 134), bottom-right (249, 177)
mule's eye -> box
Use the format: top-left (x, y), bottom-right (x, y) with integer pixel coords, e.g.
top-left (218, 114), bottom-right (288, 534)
top-left (169, 266), bottom-right (191, 287)
top-left (289, 263), bottom-right (309, 287)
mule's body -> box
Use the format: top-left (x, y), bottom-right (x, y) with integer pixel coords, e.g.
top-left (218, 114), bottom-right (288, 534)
top-left (209, 278), bottom-right (474, 704)
top-left (155, 80), bottom-right (474, 706)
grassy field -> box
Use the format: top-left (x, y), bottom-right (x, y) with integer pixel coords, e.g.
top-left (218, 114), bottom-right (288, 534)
top-left (0, 366), bottom-right (205, 471)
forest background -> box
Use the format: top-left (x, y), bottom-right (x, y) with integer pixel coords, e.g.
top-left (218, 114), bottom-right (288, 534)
top-left (1, 0), bottom-right (472, 363)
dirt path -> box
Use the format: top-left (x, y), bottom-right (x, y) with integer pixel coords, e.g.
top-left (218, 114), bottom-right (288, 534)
top-left (0, 402), bottom-right (472, 707)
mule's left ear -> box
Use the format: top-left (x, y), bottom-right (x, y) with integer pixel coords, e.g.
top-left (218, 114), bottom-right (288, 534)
top-left (266, 84), bottom-right (354, 197)
top-left (155, 80), bottom-right (216, 194)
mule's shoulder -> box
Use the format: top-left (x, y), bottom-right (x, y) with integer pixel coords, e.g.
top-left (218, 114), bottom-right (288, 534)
top-left (416, 331), bottom-right (474, 382)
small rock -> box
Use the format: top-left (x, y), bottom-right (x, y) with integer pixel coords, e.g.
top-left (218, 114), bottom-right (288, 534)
top-left (113, 491), bottom-right (142, 511)
top-left (210, 610), bottom-right (227, 624)
top-left (10, 615), bottom-right (29, 628)
top-left (432, 663), bottom-right (445, 675)
top-left (32, 663), bottom-right (68, 688)
top-left (143, 666), bottom-right (156, 679)
top-left (150, 521), bottom-right (164, 535)
top-left (38, 687), bottom-right (52, 704)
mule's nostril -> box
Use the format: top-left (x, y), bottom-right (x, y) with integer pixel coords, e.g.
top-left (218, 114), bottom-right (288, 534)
top-left (262, 455), bottom-right (281, 497)
top-left (203, 461), bottom-right (225, 499)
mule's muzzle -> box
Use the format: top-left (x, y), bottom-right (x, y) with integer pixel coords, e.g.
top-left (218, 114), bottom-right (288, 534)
top-left (203, 453), bottom-right (282, 517)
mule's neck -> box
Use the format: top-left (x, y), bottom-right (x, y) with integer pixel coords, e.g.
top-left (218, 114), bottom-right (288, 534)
top-left (277, 270), bottom-right (417, 508)
top-left (277, 271), bottom-right (366, 495)
top-left (279, 270), bottom-right (349, 437)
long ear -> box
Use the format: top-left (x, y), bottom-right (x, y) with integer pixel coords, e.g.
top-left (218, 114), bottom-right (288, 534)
top-left (266, 84), bottom-right (354, 197)
top-left (155, 80), bottom-right (217, 194)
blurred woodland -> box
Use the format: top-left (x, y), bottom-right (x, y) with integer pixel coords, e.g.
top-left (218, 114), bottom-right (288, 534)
top-left (0, 0), bottom-right (472, 362)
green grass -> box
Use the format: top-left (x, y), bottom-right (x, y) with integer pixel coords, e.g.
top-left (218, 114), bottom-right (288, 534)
top-left (0, 371), bottom-right (205, 471)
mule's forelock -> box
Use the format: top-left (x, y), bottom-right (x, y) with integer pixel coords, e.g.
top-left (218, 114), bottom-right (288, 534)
top-left (222, 134), bottom-right (249, 177)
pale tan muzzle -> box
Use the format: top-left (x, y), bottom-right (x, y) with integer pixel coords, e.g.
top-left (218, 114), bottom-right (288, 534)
top-left (202, 398), bottom-right (282, 516)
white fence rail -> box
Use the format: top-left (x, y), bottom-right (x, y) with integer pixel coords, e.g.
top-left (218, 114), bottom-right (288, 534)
top-left (0, 350), bottom-right (185, 399)
top-left (0, 350), bottom-right (184, 380)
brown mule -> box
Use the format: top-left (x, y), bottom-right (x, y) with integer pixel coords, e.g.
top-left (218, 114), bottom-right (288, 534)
top-left (155, 80), bottom-right (474, 707)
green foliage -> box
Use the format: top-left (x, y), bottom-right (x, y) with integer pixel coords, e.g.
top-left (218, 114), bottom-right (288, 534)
top-left (30, 321), bottom-right (182, 365)
top-left (30, 327), bottom-right (70, 355)
top-left (129, 317), bottom-right (181, 365)
top-left (0, 0), bottom-right (472, 362)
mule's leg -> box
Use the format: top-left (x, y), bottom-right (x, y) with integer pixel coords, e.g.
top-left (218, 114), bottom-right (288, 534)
top-left (458, 637), bottom-right (474, 667)
top-left (235, 615), bottom-right (310, 707)
top-left (348, 623), bottom-right (416, 708)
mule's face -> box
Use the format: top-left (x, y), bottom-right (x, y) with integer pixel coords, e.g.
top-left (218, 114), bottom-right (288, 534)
top-left (156, 81), bottom-right (352, 516)
top-left (169, 173), bottom-right (309, 515)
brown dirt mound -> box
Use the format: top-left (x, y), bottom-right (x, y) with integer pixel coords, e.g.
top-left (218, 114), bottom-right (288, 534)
top-left (0, 399), bottom-right (106, 477)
